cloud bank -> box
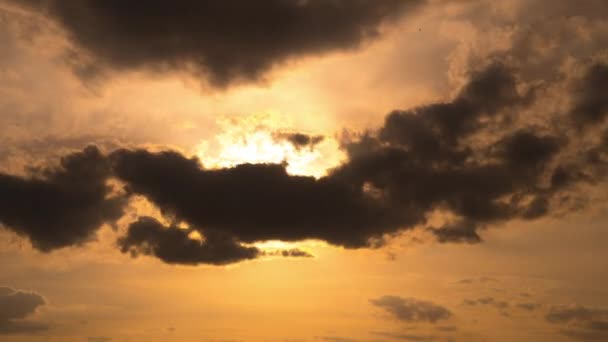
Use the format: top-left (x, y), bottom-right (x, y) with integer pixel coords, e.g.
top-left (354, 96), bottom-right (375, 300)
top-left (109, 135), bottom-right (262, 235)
top-left (0, 58), bottom-right (607, 265)
top-left (12, 0), bottom-right (422, 87)
top-left (0, 1), bottom-right (607, 266)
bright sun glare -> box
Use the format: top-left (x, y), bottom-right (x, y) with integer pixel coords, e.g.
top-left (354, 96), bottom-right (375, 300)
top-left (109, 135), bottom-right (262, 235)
top-left (194, 114), bottom-right (344, 178)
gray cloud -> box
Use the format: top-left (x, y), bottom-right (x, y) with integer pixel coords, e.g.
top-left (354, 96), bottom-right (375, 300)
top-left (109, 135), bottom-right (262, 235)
top-left (546, 305), bottom-right (608, 324)
top-left (11, 0), bottom-right (422, 87)
top-left (569, 56), bottom-right (608, 128)
top-left (109, 147), bottom-right (402, 250)
top-left (370, 296), bottom-right (452, 323)
top-left (0, 287), bottom-right (47, 334)
top-left (117, 216), bottom-right (313, 265)
top-left (117, 216), bottom-right (260, 266)
top-left (546, 305), bottom-right (608, 340)
top-left (463, 297), bottom-right (509, 309)
top-left (0, 146), bottom-right (126, 251)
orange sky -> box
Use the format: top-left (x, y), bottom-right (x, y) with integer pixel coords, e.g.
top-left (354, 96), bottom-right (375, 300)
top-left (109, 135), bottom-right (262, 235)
top-left (1, 1), bottom-right (608, 341)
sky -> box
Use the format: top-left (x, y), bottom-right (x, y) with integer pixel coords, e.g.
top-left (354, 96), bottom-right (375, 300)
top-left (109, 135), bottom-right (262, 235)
top-left (1, 0), bottom-right (608, 341)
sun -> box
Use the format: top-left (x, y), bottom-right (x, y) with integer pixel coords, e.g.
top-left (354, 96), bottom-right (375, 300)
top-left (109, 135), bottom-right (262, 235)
top-left (194, 114), bottom-right (345, 178)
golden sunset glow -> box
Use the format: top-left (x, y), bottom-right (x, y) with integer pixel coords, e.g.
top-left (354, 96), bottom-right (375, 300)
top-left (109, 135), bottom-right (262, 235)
top-left (1, 1), bottom-right (608, 342)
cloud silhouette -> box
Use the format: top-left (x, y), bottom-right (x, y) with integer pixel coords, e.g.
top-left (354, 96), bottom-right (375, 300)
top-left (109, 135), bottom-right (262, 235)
top-left (0, 146), bottom-right (125, 251)
top-left (370, 296), bottom-right (452, 323)
top-left (118, 216), bottom-right (260, 265)
top-left (0, 287), bottom-right (47, 334)
top-left (0, 61), bottom-right (607, 265)
top-left (13, 0), bottom-right (422, 87)
top-left (546, 304), bottom-right (608, 340)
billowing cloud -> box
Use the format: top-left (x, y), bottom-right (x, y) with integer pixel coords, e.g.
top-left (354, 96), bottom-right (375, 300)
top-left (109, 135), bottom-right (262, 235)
top-left (109, 148), bottom-right (401, 249)
top-left (106, 60), bottom-right (608, 258)
top-left (0, 61), bottom-right (607, 265)
top-left (12, 0), bottom-right (422, 87)
top-left (118, 217), bottom-right (314, 265)
top-left (0, 287), bottom-right (46, 334)
top-left (333, 60), bottom-right (608, 243)
top-left (118, 216), bottom-right (260, 266)
top-left (0, 146), bottom-right (125, 251)
top-left (370, 295), bottom-right (452, 323)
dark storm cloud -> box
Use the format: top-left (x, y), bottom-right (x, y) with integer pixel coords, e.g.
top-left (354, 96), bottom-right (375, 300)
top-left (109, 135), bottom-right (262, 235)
top-left (0, 287), bottom-right (47, 334)
top-left (14, 0), bottom-right (422, 87)
top-left (0, 57), bottom-right (607, 265)
top-left (332, 62), bottom-right (571, 242)
top-left (117, 216), bottom-right (260, 266)
top-left (0, 146), bottom-right (125, 251)
top-left (109, 148), bottom-right (403, 249)
top-left (2, 61), bottom-right (608, 264)
top-left (370, 295), bottom-right (452, 323)
top-left (108, 57), bottom-right (586, 261)
top-left (546, 305), bottom-right (608, 340)
top-left (375, 63), bottom-right (524, 162)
